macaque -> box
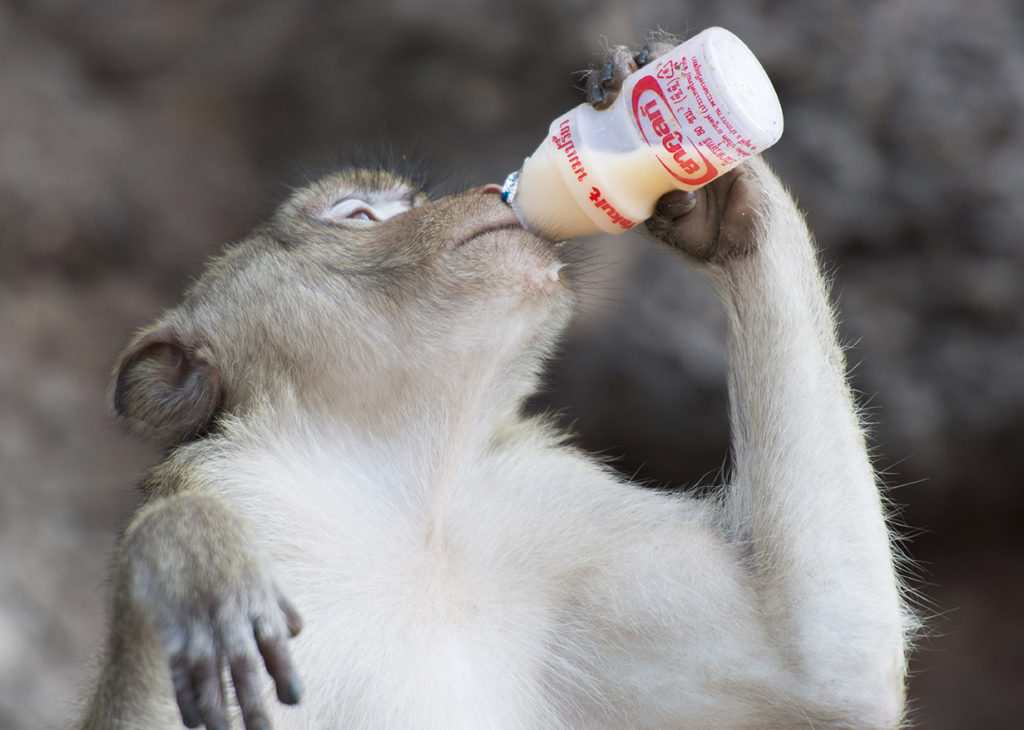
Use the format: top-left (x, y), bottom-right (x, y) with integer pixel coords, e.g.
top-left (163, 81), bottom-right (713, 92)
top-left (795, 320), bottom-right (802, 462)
top-left (80, 39), bottom-right (909, 730)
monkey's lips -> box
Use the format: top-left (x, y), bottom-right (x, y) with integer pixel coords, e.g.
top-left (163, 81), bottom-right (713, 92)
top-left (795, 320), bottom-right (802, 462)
top-left (469, 184), bottom-right (559, 246)
top-left (457, 196), bottom-right (544, 248)
top-left (458, 218), bottom-right (560, 256)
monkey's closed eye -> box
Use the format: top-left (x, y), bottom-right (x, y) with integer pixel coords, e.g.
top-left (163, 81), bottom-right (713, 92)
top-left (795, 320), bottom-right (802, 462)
top-left (322, 197), bottom-right (411, 224)
top-left (325, 198), bottom-right (381, 222)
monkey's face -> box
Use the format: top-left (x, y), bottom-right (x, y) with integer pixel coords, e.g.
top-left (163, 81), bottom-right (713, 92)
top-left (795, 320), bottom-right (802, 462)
top-left (114, 169), bottom-right (575, 444)
top-left (271, 167), bottom-right (571, 327)
top-left (265, 167), bottom-right (575, 382)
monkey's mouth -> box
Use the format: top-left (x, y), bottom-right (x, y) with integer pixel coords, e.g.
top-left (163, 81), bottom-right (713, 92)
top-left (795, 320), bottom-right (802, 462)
top-left (458, 187), bottom-right (559, 249)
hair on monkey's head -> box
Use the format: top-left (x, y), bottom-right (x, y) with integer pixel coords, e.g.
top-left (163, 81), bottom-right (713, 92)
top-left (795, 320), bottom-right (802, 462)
top-left (288, 140), bottom-right (434, 200)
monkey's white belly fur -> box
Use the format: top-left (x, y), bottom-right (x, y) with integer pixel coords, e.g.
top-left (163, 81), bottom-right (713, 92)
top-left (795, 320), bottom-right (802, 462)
top-left (200, 417), bottom-right (788, 729)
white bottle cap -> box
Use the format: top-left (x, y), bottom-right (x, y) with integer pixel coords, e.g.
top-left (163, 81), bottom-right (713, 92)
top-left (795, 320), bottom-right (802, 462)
top-left (695, 27), bottom-right (783, 153)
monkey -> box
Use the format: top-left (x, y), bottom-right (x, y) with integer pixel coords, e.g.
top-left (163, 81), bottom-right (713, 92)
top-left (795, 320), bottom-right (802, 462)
top-left (79, 38), bottom-right (910, 730)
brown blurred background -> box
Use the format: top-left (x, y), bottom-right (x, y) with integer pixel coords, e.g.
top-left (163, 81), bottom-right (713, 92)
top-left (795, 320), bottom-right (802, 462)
top-left (2, 0), bottom-right (1022, 727)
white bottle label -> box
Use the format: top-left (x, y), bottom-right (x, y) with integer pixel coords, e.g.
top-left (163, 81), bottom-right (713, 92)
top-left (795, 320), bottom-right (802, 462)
top-left (627, 41), bottom-right (772, 187)
top-left (631, 73), bottom-right (720, 187)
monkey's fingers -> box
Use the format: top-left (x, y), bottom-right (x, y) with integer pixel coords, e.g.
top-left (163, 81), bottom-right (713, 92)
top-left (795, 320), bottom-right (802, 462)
top-left (175, 651), bottom-right (229, 730)
top-left (170, 658), bottom-right (203, 728)
top-left (230, 655), bottom-right (273, 730)
top-left (585, 46), bottom-right (636, 109)
top-left (169, 649), bottom-right (229, 730)
top-left (654, 190), bottom-right (699, 219)
top-left (276, 590), bottom-right (304, 638)
top-left (584, 39), bottom-right (679, 109)
top-left (255, 616), bottom-right (302, 705)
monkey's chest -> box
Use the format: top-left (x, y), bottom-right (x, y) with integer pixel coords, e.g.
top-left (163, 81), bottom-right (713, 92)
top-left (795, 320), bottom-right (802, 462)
top-left (229, 452), bottom-right (592, 726)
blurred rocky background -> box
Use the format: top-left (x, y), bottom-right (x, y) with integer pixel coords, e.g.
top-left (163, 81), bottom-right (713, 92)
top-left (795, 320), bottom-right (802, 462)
top-left (2, 0), bottom-right (1022, 726)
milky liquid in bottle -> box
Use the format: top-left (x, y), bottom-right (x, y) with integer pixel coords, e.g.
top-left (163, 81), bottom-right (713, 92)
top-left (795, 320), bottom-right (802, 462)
top-left (502, 27), bottom-right (784, 241)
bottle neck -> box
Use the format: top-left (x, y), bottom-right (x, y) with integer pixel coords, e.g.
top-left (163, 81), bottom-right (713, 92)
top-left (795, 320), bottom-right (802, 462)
top-left (503, 132), bottom-right (608, 241)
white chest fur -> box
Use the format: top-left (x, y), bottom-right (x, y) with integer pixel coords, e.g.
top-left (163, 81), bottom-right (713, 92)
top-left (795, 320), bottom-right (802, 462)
top-left (203, 421), bottom-right (745, 729)
top-left (208, 425), bottom-right (608, 727)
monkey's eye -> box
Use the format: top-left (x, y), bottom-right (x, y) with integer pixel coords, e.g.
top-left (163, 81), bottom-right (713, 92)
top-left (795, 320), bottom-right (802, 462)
top-left (322, 197), bottom-right (411, 224)
top-left (325, 198), bottom-right (380, 222)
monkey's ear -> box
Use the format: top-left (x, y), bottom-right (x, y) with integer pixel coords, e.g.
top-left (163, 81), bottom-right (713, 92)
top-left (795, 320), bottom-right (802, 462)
top-left (113, 329), bottom-right (222, 445)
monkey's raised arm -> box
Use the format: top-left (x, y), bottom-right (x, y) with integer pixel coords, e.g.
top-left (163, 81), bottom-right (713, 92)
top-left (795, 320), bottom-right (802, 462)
top-left (666, 159), bottom-right (907, 722)
top-left (592, 42), bottom-right (909, 725)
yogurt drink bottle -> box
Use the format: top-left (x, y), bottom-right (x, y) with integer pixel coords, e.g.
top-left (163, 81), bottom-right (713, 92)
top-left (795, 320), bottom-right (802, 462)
top-left (501, 27), bottom-right (784, 240)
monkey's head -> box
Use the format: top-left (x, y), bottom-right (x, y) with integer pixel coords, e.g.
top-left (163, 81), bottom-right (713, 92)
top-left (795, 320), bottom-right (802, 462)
top-left (113, 168), bottom-right (573, 447)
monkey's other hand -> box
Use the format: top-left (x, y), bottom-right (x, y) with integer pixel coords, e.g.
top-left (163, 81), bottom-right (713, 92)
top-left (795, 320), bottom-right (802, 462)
top-left (644, 164), bottom-right (763, 263)
top-left (583, 35), bottom-right (676, 109)
top-left (118, 495), bottom-right (303, 730)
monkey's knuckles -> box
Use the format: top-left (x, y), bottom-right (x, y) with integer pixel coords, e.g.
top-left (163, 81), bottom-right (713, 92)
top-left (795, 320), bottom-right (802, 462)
top-left (586, 46), bottom-right (635, 109)
top-left (586, 40), bottom-right (676, 109)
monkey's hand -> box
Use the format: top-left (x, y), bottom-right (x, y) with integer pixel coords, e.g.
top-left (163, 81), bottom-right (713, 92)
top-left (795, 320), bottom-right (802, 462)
top-left (116, 493), bottom-right (302, 730)
top-left (584, 36), bottom-right (765, 262)
top-left (644, 165), bottom-right (764, 263)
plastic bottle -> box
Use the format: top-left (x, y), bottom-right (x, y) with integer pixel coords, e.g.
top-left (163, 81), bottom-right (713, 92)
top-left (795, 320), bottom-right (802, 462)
top-left (501, 27), bottom-right (784, 241)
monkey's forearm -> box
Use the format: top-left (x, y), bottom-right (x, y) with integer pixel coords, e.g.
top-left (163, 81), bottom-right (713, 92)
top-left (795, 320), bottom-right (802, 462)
top-left (712, 166), bottom-right (906, 717)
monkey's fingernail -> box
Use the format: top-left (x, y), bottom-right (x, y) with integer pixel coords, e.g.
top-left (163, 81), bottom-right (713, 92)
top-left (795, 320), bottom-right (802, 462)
top-left (634, 47), bottom-right (651, 66)
top-left (587, 83), bottom-right (604, 106)
top-left (599, 62), bottom-right (614, 86)
top-left (181, 708), bottom-right (202, 728)
top-left (278, 677), bottom-right (302, 705)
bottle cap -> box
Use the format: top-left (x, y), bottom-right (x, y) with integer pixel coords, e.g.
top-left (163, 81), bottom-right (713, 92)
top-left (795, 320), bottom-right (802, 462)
top-left (696, 27), bottom-right (783, 153)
